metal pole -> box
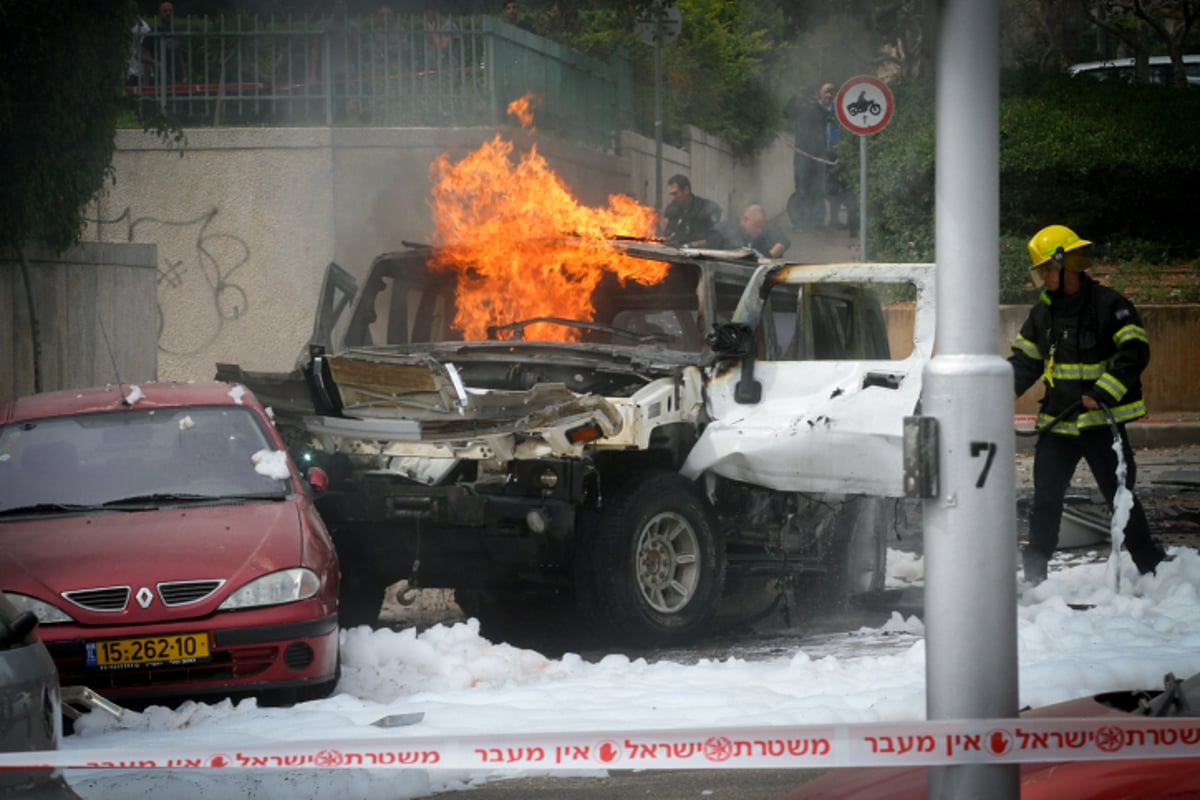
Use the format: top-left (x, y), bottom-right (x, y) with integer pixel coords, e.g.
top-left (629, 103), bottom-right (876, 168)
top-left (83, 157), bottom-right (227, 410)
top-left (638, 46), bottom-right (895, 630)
top-left (924, 0), bottom-right (1019, 797)
top-left (654, 30), bottom-right (663, 214)
top-left (323, 35), bottom-right (333, 126)
top-left (858, 135), bottom-right (867, 258)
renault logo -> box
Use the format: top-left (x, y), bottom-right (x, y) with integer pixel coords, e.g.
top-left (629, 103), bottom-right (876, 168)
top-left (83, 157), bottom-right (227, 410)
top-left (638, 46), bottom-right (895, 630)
top-left (136, 587), bottom-right (154, 609)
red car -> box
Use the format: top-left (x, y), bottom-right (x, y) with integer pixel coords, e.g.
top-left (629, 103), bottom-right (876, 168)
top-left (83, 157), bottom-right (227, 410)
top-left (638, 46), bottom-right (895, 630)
top-left (0, 382), bottom-right (339, 707)
top-left (784, 670), bottom-right (1200, 799)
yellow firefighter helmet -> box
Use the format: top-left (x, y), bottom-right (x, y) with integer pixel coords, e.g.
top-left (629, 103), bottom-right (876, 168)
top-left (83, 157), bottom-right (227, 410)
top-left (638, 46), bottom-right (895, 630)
top-left (1027, 224), bottom-right (1092, 271)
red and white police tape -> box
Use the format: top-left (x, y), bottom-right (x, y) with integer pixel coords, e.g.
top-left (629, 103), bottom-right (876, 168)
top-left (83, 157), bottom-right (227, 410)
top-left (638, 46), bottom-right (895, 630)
top-left (1, 717), bottom-right (1198, 771)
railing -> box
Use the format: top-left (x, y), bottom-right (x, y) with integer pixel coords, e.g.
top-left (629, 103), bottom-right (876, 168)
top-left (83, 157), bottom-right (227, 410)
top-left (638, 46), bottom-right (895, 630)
top-left (127, 13), bottom-right (633, 148)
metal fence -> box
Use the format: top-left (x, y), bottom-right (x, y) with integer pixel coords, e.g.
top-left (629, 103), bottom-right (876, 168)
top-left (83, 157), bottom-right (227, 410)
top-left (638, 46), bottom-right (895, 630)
top-left (128, 13), bottom-right (634, 148)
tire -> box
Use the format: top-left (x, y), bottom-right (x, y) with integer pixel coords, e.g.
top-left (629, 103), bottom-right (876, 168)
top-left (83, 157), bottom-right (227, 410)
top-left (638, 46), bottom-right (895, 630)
top-left (811, 496), bottom-right (891, 610)
top-left (576, 470), bottom-right (725, 647)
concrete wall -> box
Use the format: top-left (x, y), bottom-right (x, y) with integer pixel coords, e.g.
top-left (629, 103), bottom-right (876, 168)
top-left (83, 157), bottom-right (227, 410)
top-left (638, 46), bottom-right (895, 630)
top-left (87, 127), bottom-right (640, 383)
top-left (88, 128), bottom-right (336, 382)
top-left (1, 242), bottom-right (157, 403)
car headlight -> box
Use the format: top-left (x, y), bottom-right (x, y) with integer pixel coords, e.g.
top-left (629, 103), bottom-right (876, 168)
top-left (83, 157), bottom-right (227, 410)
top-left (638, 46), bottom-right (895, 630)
top-left (5, 593), bottom-right (75, 624)
top-left (217, 568), bottom-right (321, 610)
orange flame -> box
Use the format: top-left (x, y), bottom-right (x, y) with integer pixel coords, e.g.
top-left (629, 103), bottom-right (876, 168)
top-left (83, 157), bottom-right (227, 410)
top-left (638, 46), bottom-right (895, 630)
top-left (507, 92), bottom-right (537, 130)
top-left (427, 107), bottom-right (663, 342)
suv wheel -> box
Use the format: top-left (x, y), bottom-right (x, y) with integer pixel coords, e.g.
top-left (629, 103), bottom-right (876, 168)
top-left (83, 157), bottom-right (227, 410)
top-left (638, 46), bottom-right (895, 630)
top-left (577, 471), bottom-right (725, 646)
top-left (811, 496), bottom-right (891, 609)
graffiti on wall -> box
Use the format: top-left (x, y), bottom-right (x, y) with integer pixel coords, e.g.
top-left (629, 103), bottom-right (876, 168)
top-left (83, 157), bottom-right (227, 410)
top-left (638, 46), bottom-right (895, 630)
top-left (89, 206), bottom-right (250, 356)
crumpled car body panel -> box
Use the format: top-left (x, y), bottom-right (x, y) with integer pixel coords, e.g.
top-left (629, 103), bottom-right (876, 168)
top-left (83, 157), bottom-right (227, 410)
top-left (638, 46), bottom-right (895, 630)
top-left (684, 262), bottom-right (936, 496)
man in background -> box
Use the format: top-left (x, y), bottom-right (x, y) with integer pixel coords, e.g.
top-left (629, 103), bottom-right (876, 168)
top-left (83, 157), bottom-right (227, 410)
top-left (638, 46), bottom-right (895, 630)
top-left (820, 80), bottom-right (858, 233)
top-left (502, 0), bottom-right (534, 32)
top-left (785, 81), bottom-right (836, 229)
top-left (154, 2), bottom-right (188, 85)
top-left (709, 203), bottom-right (790, 257)
top-left (659, 174), bottom-right (722, 247)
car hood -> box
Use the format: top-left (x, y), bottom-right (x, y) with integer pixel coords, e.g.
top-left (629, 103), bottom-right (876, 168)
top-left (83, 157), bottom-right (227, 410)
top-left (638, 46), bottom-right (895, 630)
top-left (319, 340), bottom-right (701, 400)
top-left (0, 502), bottom-right (304, 623)
top-left (306, 341), bottom-right (701, 438)
top-left (390, 338), bottom-right (702, 366)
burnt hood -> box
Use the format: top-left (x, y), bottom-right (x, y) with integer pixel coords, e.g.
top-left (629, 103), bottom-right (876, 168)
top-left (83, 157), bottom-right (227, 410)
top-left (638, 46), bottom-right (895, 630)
top-left (301, 341), bottom-right (700, 442)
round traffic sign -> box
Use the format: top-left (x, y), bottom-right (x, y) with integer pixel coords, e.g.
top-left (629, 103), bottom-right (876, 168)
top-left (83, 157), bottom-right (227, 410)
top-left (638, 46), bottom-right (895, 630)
top-left (835, 76), bottom-right (894, 136)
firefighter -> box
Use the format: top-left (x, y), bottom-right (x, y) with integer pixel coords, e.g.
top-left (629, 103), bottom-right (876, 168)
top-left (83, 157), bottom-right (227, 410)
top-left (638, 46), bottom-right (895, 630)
top-left (1010, 224), bottom-right (1168, 585)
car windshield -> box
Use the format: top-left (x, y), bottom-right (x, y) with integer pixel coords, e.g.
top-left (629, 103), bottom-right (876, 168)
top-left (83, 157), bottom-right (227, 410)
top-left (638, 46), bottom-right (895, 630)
top-left (342, 251), bottom-right (713, 352)
top-left (0, 406), bottom-right (288, 513)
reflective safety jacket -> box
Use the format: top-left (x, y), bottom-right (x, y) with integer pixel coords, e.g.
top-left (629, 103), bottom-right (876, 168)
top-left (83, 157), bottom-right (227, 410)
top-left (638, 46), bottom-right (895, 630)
top-left (1010, 273), bottom-right (1150, 435)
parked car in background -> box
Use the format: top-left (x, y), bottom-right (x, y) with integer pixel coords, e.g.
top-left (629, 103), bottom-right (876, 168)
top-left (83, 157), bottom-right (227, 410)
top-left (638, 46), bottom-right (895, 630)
top-left (783, 669), bottom-right (1200, 799)
top-left (0, 382), bottom-right (340, 708)
top-left (1, 590), bottom-right (77, 798)
top-left (1068, 54), bottom-right (1200, 86)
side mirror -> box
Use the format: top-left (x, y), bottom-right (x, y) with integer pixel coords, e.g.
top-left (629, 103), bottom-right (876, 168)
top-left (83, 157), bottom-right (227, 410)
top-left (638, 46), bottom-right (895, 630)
top-left (306, 466), bottom-right (329, 494)
top-left (706, 323), bottom-right (762, 404)
top-left (707, 322), bottom-right (754, 357)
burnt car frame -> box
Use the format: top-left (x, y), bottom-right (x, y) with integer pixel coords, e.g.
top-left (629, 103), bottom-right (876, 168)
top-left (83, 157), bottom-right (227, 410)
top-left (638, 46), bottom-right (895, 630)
top-left (0, 382), bottom-right (340, 707)
top-left (221, 241), bottom-right (935, 646)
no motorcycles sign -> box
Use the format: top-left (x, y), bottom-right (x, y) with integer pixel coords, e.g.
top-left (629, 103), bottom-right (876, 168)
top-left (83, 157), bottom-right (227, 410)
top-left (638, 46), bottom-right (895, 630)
top-left (836, 76), bottom-right (895, 136)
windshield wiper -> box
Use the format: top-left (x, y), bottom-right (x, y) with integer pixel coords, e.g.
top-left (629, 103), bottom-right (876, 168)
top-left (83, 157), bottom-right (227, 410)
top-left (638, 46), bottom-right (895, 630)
top-left (101, 491), bottom-right (286, 508)
top-left (0, 503), bottom-right (102, 517)
top-left (486, 316), bottom-right (672, 344)
top-left (214, 491), bottom-right (289, 501)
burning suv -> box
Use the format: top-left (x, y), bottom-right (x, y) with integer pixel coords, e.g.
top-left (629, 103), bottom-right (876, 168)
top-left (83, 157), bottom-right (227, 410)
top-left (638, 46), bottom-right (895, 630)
top-left (220, 240), bottom-right (935, 646)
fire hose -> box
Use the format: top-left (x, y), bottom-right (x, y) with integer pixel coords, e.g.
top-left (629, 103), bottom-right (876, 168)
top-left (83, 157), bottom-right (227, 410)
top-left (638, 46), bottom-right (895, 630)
top-left (1015, 399), bottom-right (1081, 439)
top-left (1014, 397), bottom-right (1123, 446)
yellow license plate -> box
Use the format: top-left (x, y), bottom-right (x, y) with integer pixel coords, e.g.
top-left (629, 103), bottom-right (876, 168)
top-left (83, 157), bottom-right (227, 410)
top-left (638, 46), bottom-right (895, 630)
top-left (86, 633), bottom-right (210, 668)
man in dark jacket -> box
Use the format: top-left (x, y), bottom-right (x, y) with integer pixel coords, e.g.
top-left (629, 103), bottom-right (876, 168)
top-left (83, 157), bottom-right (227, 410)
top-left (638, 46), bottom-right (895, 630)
top-left (660, 174), bottom-right (721, 247)
top-left (708, 202), bottom-right (790, 257)
top-left (784, 81), bottom-right (835, 229)
top-left (1010, 224), bottom-right (1168, 584)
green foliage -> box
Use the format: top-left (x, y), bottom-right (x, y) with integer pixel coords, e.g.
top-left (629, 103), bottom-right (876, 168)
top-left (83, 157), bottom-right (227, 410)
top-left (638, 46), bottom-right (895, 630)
top-left (999, 233), bottom-right (1039, 305)
top-left (0, 2), bottom-right (135, 252)
top-left (857, 69), bottom-right (1200, 301)
top-left (560, 0), bottom-right (788, 158)
top-left (1106, 260), bottom-right (1159, 300)
top-left (663, 0), bottom-right (786, 157)
top-left (999, 74), bottom-right (1200, 250)
top-left (551, 5), bottom-right (637, 59)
